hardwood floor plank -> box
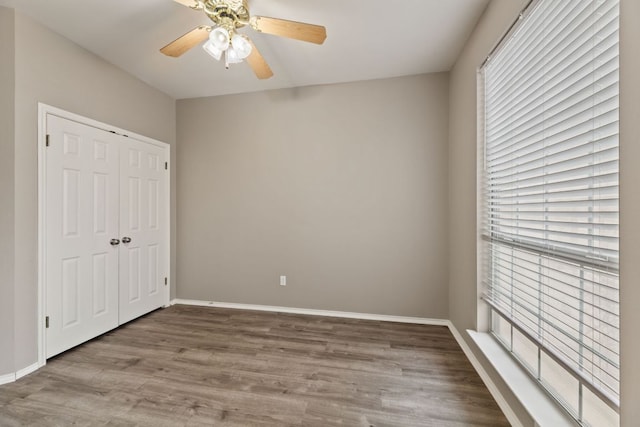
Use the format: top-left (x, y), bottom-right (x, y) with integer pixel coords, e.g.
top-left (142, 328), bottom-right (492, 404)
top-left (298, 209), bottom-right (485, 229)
top-left (0, 305), bottom-right (509, 426)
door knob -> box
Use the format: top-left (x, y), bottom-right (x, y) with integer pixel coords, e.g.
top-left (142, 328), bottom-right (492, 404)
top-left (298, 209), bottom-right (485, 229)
top-left (110, 238), bottom-right (120, 246)
top-left (122, 237), bottom-right (132, 244)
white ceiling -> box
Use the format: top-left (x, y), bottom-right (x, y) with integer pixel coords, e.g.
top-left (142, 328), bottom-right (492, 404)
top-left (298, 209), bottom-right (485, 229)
top-left (0, 0), bottom-right (489, 99)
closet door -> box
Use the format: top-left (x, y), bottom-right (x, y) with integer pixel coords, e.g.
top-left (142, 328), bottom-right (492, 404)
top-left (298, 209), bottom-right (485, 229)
top-left (118, 138), bottom-right (167, 324)
top-left (45, 115), bottom-right (120, 358)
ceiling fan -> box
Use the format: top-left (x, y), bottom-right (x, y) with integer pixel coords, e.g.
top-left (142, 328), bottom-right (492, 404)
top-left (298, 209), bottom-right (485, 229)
top-left (160, 0), bottom-right (327, 79)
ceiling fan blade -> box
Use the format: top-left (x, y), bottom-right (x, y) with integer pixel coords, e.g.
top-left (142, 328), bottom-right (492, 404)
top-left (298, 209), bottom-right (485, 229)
top-left (172, 0), bottom-right (202, 10)
top-left (251, 16), bottom-right (327, 45)
top-left (160, 26), bottom-right (210, 57)
top-left (246, 40), bottom-right (273, 79)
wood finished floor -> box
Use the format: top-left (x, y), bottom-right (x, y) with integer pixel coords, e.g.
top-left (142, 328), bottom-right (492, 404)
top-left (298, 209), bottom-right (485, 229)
top-left (0, 305), bottom-right (509, 426)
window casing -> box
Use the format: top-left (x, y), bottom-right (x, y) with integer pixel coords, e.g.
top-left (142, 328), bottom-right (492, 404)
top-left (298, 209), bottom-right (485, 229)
top-left (479, 0), bottom-right (620, 425)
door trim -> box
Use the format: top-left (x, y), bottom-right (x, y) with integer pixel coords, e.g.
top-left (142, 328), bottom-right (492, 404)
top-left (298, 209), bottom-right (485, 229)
top-left (37, 103), bottom-right (171, 367)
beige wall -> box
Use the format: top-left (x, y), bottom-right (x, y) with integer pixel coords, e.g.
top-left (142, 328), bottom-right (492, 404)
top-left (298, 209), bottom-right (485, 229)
top-left (619, 0), bottom-right (640, 424)
top-left (10, 11), bottom-right (176, 371)
top-left (177, 74), bottom-right (450, 318)
top-left (0, 6), bottom-right (15, 377)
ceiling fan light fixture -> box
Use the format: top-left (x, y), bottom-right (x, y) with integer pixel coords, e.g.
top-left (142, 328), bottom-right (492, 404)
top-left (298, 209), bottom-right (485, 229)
top-left (162, 0), bottom-right (327, 79)
top-left (209, 26), bottom-right (230, 51)
top-left (226, 47), bottom-right (243, 64)
top-left (202, 39), bottom-right (223, 60)
top-left (231, 34), bottom-right (252, 60)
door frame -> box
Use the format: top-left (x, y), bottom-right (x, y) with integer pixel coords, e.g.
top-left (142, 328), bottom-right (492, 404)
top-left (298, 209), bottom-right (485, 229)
top-left (37, 103), bottom-right (171, 367)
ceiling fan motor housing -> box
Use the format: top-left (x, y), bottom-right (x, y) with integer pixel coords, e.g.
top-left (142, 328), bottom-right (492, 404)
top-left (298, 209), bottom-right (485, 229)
top-left (203, 0), bottom-right (250, 29)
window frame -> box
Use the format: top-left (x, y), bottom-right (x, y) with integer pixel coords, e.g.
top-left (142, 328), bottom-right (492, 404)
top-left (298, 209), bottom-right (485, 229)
top-left (477, 0), bottom-right (620, 424)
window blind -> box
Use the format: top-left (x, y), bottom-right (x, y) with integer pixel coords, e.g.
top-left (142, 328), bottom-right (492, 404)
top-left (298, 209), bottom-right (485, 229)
top-left (481, 0), bottom-right (619, 410)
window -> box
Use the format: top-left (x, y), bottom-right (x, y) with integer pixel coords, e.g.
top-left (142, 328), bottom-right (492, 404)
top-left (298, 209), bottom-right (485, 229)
top-left (479, 0), bottom-right (619, 425)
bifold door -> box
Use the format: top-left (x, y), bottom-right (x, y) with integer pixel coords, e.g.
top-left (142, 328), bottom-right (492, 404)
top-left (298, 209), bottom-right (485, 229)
top-left (45, 114), bottom-right (168, 358)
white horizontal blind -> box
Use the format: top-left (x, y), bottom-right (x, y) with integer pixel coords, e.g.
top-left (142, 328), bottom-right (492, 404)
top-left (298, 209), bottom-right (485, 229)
top-left (481, 0), bottom-right (620, 410)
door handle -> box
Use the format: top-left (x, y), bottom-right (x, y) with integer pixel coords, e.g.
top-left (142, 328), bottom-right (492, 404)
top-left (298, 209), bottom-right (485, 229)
top-left (122, 237), bottom-right (132, 244)
top-left (110, 238), bottom-right (120, 246)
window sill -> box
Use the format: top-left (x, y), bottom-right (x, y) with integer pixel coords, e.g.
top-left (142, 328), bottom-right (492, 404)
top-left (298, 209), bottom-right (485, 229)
top-left (467, 330), bottom-right (579, 427)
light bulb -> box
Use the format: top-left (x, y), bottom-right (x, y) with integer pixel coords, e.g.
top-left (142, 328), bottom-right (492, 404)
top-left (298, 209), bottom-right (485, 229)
top-left (202, 39), bottom-right (223, 61)
top-left (231, 34), bottom-right (252, 59)
top-left (209, 27), bottom-right (230, 51)
top-left (226, 47), bottom-right (243, 64)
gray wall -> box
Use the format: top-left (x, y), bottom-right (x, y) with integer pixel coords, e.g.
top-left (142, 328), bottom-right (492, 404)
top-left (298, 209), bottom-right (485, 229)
top-left (619, 0), bottom-right (640, 424)
top-left (177, 74), bottom-right (450, 318)
top-left (9, 11), bottom-right (176, 372)
top-left (0, 6), bottom-right (16, 377)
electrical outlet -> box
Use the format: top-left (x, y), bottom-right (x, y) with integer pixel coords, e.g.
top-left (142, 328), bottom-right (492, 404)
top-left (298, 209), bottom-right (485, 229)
top-left (280, 276), bottom-right (286, 286)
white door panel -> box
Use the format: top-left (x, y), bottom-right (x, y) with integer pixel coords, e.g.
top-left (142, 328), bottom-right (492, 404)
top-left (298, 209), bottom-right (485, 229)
top-left (45, 113), bottom-right (169, 358)
top-left (46, 115), bottom-right (120, 358)
top-left (119, 139), bottom-right (166, 324)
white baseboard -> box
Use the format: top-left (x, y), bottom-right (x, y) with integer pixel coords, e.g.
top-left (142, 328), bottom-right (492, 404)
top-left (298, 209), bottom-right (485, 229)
top-left (0, 372), bottom-right (15, 385)
top-left (171, 299), bottom-right (450, 326)
top-left (0, 361), bottom-right (41, 386)
top-left (15, 362), bottom-right (41, 380)
top-left (447, 322), bottom-right (523, 427)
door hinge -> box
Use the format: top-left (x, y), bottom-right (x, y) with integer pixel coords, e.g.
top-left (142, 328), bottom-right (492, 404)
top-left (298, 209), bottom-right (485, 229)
top-left (45, 316), bottom-right (50, 328)
top-left (165, 161), bottom-right (168, 170)
top-left (45, 134), bottom-right (50, 147)
top-left (164, 277), bottom-right (168, 286)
